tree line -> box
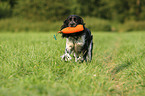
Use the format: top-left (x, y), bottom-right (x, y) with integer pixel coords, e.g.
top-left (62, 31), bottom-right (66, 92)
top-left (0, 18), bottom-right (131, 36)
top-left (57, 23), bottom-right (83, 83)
top-left (0, 0), bottom-right (145, 22)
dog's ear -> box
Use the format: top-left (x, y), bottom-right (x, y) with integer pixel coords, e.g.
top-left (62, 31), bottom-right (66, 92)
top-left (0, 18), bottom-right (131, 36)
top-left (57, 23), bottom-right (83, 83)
top-left (64, 19), bottom-right (69, 25)
top-left (81, 18), bottom-right (85, 25)
top-left (61, 19), bottom-right (69, 30)
top-left (78, 17), bottom-right (85, 25)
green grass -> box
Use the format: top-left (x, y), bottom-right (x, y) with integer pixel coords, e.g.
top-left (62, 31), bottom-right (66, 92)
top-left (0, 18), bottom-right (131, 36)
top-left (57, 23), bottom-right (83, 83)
top-left (0, 32), bottom-right (145, 96)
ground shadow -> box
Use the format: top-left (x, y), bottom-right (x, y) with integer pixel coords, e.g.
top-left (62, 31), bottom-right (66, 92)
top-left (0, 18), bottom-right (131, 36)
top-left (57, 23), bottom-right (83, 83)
top-left (111, 60), bottom-right (132, 74)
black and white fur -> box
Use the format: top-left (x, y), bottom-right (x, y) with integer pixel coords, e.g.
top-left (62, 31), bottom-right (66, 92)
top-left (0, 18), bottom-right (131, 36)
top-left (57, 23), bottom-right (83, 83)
top-left (60, 15), bottom-right (93, 62)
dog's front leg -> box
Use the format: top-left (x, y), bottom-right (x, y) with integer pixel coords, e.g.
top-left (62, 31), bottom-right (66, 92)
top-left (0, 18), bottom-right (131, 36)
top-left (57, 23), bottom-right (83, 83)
top-left (61, 48), bottom-right (72, 61)
top-left (61, 38), bottom-right (74, 61)
top-left (74, 53), bottom-right (80, 62)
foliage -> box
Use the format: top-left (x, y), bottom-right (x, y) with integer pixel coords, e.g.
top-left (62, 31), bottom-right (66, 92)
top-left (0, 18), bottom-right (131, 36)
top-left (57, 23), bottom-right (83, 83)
top-left (1, 17), bottom-right (145, 32)
top-left (0, 2), bottom-right (11, 18)
top-left (0, 32), bottom-right (145, 96)
top-left (1, 0), bottom-right (145, 32)
top-left (13, 0), bottom-right (71, 21)
top-left (84, 17), bottom-right (112, 31)
top-left (1, 0), bottom-right (145, 22)
top-left (0, 18), bottom-right (62, 32)
top-left (0, 17), bottom-right (112, 32)
top-left (121, 21), bottom-right (145, 32)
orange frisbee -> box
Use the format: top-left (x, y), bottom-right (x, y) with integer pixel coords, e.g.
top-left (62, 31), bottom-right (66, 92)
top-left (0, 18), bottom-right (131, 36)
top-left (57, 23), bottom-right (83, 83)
top-left (58, 25), bottom-right (84, 34)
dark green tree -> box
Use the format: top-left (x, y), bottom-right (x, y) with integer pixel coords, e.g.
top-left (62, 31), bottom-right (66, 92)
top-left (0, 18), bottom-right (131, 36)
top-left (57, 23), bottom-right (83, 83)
top-left (13, 0), bottom-right (71, 21)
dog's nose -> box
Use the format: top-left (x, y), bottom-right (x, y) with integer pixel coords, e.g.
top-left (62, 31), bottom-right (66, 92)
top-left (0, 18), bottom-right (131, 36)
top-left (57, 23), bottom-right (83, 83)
top-left (70, 22), bottom-right (76, 27)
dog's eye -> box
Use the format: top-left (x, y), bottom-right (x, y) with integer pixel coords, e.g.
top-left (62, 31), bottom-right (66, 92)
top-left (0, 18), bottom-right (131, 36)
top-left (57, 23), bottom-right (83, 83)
top-left (69, 18), bottom-right (72, 21)
top-left (74, 18), bottom-right (77, 21)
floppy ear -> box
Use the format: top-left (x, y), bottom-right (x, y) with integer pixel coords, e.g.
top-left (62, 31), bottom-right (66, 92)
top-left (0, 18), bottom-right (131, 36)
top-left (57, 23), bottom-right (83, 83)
top-left (78, 18), bottom-right (85, 25)
top-left (61, 19), bottom-right (69, 30)
top-left (81, 18), bottom-right (85, 25)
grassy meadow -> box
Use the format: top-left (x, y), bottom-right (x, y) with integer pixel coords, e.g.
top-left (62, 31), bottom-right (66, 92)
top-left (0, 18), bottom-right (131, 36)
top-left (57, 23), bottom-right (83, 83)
top-left (0, 32), bottom-right (145, 96)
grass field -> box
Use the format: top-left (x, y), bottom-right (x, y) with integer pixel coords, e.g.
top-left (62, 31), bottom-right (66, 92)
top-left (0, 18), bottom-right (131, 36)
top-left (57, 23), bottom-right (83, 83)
top-left (0, 32), bottom-right (145, 96)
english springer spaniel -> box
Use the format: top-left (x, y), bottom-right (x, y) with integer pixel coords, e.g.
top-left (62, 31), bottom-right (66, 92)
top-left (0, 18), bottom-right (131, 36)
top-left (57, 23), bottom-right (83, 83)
top-left (60, 15), bottom-right (93, 62)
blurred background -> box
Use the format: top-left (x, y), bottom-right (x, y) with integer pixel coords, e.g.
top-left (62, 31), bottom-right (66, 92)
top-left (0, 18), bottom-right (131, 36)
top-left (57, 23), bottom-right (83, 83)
top-left (0, 0), bottom-right (145, 32)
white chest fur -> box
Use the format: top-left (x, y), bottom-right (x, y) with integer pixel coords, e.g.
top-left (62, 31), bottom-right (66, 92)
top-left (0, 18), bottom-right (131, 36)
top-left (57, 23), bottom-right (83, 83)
top-left (66, 35), bottom-right (85, 53)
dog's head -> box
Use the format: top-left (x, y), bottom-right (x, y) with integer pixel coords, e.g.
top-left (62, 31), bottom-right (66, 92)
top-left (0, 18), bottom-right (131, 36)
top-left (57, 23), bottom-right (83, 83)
top-left (61, 15), bottom-right (85, 29)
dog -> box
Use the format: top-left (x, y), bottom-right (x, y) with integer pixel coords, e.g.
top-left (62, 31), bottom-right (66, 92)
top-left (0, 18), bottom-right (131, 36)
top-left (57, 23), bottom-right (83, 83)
top-left (60, 15), bottom-right (93, 62)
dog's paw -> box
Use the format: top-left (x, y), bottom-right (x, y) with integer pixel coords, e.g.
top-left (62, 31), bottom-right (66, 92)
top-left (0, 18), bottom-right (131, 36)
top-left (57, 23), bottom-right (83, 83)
top-left (75, 56), bottom-right (85, 63)
top-left (61, 53), bottom-right (72, 61)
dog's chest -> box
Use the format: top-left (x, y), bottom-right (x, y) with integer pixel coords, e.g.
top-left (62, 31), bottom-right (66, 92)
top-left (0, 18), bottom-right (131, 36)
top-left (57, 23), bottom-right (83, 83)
top-left (66, 35), bottom-right (85, 52)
